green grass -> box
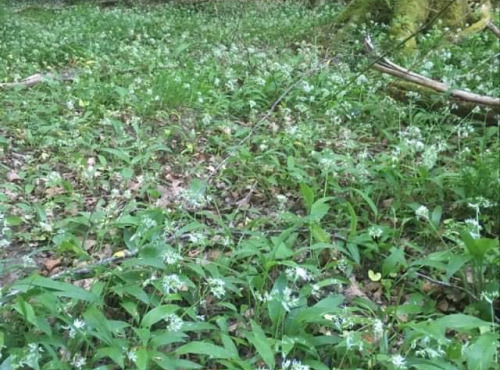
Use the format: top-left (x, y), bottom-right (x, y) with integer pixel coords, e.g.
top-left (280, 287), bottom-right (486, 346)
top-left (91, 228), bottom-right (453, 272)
top-left (0, 1), bottom-right (498, 369)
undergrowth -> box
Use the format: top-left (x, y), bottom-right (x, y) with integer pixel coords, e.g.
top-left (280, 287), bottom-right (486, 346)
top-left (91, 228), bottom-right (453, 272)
top-left (0, 1), bottom-right (498, 369)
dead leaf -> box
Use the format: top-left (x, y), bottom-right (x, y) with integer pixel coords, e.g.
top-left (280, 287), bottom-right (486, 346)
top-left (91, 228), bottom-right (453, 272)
top-left (42, 257), bottom-right (62, 272)
top-left (83, 239), bottom-right (97, 251)
top-left (45, 187), bottom-right (65, 197)
top-left (7, 170), bottom-right (21, 182)
top-left (344, 275), bottom-right (368, 300)
top-left (74, 278), bottom-right (95, 291)
top-left (156, 180), bottom-right (184, 207)
top-left (438, 300), bottom-right (449, 312)
top-left (206, 249), bottom-right (222, 261)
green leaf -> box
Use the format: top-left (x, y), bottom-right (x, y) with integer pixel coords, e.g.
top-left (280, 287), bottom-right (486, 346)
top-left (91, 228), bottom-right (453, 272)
top-left (430, 205), bottom-right (442, 228)
top-left (434, 314), bottom-right (493, 331)
top-left (345, 202), bottom-right (357, 238)
top-left (101, 148), bottom-right (131, 163)
top-left (310, 223), bottom-right (330, 243)
top-left (96, 347), bottom-right (125, 369)
top-left (461, 231), bottom-right (498, 262)
top-left (382, 247), bottom-right (406, 276)
top-left (444, 255), bottom-right (471, 282)
top-left (135, 348), bottom-right (150, 370)
top-left (349, 188), bottom-right (378, 219)
top-left (5, 216), bottom-right (23, 226)
top-left (248, 320), bottom-right (275, 368)
top-left (268, 275), bottom-right (287, 327)
top-left (309, 198), bottom-right (331, 222)
top-left (175, 342), bottom-right (237, 359)
top-left (466, 332), bottom-right (497, 370)
top-left (141, 305), bottom-right (179, 328)
top-left (84, 306), bottom-right (113, 344)
top-left (12, 275), bottom-right (97, 302)
top-left (293, 295), bottom-right (343, 324)
top-left (300, 183), bottom-right (314, 210)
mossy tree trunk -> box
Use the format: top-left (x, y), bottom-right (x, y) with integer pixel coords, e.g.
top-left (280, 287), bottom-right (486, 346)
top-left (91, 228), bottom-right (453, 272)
top-left (328, 0), bottom-right (492, 52)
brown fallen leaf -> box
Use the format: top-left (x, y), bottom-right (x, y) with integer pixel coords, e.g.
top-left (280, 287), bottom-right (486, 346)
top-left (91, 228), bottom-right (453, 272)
top-left (45, 187), bottom-right (65, 197)
top-left (42, 257), bottom-right (62, 272)
top-left (344, 275), bottom-right (368, 300)
top-left (7, 170), bottom-right (21, 182)
top-left (74, 278), bottom-right (95, 291)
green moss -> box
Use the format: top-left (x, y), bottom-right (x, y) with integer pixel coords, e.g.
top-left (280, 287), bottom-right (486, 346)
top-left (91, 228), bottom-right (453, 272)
top-left (436, 0), bottom-right (468, 29)
top-left (389, 0), bottom-right (430, 52)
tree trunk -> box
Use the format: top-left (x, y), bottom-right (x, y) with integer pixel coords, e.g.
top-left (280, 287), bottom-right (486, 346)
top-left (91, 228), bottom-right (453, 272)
top-left (328, 0), bottom-right (493, 52)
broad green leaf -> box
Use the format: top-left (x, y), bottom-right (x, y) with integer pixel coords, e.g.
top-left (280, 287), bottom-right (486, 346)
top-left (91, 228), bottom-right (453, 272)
top-left (382, 247), bottom-right (406, 276)
top-left (461, 231), bottom-right (498, 262)
top-left (444, 255), bottom-right (471, 282)
top-left (344, 202), bottom-right (357, 238)
top-left (309, 198), bottom-right (331, 221)
top-left (300, 183), bottom-right (314, 210)
top-left (141, 305), bottom-right (179, 328)
top-left (84, 306), bottom-right (113, 344)
top-left (268, 275), bottom-right (287, 327)
top-left (152, 352), bottom-right (202, 369)
top-left (434, 314), bottom-right (493, 331)
top-left (310, 224), bottom-right (330, 243)
top-left (101, 148), bottom-right (131, 163)
top-left (350, 188), bottom-right (378, 219)
top-left (150, 331), bottom-right (187, 349)
top-left (430, 205), bottom-right (442, 228)
top-left (96, 347), bottom-right (125, 369)
top-left (175, 342), bottom-right (237, 359)
top-left (248, 320), bottom-right (275, 368)
top-left (466, 332), bottom-right (497, 370)
top-left (12, 275), bottom-right (97, 302)
top-left (135, 348), bottom-right (150, 370)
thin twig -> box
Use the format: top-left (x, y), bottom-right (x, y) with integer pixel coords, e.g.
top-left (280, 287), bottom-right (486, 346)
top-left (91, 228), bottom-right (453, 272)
top-left (364, 36), bottom-right (500, 108)
top-left (487, 21), bottom-right (500, 38)
top-left (414, 271), bottom-right (477, 300)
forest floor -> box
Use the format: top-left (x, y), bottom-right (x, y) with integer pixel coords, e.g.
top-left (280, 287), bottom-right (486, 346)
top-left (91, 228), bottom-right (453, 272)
top-left (0, 1), bottom-right (499, 369)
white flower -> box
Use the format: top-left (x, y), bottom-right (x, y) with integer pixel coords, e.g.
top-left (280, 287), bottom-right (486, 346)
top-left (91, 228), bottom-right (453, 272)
top-left (421, 145), bottom-right (438, 169)
top-left (302, 81), bottom-right (314, 93)
top-left (368, 226), bottom-right (383, 239)
top-left (285, 267), bottom-right (312, 282)
top-left (282, 359), bottom-right (310, 370)
top-left (126, 349), bottom-right (137, 362)
top-left (142, 217), bottom-right (157, 229)
top-left (70, 354), bottom-right (86, 369)
top-left (415, 205), bottom-right (429, 220)
top-left (281, 287), bottom-right (300, 312)
top-left (165, 314), bottom-right (183, 332)
top-left (73, 318), bottom-right (85, 330)
top-left (207, 278), bottom-right (226, 299)
top-left (373, 319), bottom-right (384, 337)
top-left (311, 284), bottom-right (321, 299)
top-left (162, 274), bottom-right (183, 294)
top-left (390, 354), bottom-right (406, 368)
top-left (162, 250), bottom-right (182, 265)
top-left (480, 290), bottom-right (499, 304)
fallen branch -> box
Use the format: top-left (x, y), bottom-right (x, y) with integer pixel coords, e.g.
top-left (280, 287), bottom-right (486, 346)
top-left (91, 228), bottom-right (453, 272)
top-left (364, 37), bottom-right (500, 109)
top-left (0, 70), bottom-right (77, 90)
top-left (487, 21), bottom-right (500, 38)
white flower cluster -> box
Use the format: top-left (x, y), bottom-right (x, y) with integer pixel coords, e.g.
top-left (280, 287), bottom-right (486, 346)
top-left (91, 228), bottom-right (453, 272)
top-left (165, 313), bottom-right (183, 332)
top-left (161, 249), bottom-right (182, 265)
top-left (207, 278), bottom-right (226, 299)
top-left (162, 274), bottom-right (184, 294)
top-left (281, 359), bottom-right (310, 370)
top-left (0, 214), bottom-right (10, 249)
